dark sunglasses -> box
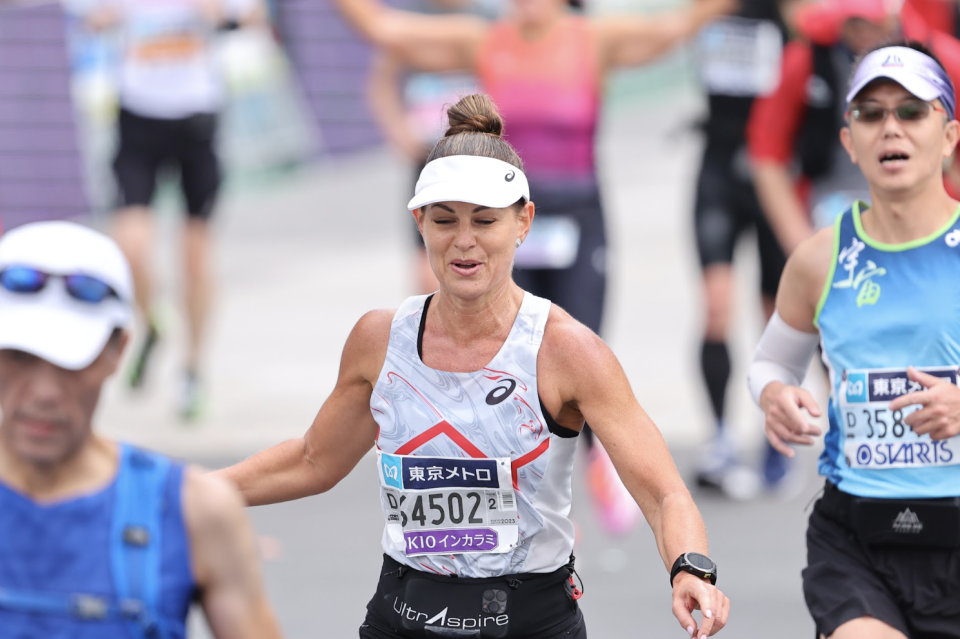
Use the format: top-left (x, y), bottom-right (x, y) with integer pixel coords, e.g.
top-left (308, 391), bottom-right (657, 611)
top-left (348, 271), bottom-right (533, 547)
top-left (847, 101), bottom-right (946, 124)
top-left (0, 266), bottom-right (120, 304)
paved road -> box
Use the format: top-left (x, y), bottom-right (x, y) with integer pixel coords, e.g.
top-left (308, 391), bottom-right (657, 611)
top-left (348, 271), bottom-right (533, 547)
top-left (93, 84), bottom-right (829, 638)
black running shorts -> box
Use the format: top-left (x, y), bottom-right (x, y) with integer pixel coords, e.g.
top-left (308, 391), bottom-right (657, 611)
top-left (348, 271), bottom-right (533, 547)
top-left (693, 140), bottom-right (785, 298)
top-left (113, 108), bottom-right (221, 219)
top-left (804, 483), bottom-right (960, 638)
top-left (359, 555), bottom-right (587, 639)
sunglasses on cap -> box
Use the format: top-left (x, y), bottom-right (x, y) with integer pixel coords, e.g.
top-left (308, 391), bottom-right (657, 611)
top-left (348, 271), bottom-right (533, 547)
top-left (0, 266), bottom-right (120, 304)
top-left (847, 101), bottom-right (947, 124)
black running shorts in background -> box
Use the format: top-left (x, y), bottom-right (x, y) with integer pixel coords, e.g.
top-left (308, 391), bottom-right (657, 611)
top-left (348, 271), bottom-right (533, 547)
top-left (113, 108), bottom-right (222, 219)
top-left (693, 141), bottom-right (786, 298)
top-left (804, 484), bottom-right (960, 638)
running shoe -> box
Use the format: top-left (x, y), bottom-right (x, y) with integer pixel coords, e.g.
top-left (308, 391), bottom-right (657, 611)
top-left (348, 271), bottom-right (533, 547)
top-left (762, 443), bottom-right (805, 499)
top-left (127, 314), bottom-right (161, 389)
top-left (695, 432), bottom-right (761, 501)
top-left (586, 444), bottom-right (641, 536)
top-left (178, 371), bottom-right (206, 422)
top-left (694, 431), bottom-right (737, 490)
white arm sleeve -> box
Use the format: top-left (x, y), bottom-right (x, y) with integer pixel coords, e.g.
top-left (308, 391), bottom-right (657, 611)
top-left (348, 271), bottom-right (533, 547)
top-left (748, 311), bottom-right (820, 406)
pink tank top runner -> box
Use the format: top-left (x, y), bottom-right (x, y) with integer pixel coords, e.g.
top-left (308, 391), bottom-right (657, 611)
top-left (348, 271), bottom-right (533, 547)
top-left (477, 16), bottom-right (601, 182)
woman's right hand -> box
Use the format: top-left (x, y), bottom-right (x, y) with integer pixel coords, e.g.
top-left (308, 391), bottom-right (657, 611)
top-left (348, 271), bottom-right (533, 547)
top-left (759, 381), bottom-right (822, 457)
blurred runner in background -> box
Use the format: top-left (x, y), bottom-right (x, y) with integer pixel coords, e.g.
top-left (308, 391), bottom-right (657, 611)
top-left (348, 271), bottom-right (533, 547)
top-left (367, 0), bottom-right (501, 295)
top-left (336, 0), bottom-right (734, 536)
top-left (77, 0), bottom-right (267, 420)
top-left (0, 222), bottom-right (281, 638)
top-left (690, 0), bottom-right (794, 499)
top-left (748, 0), bottom-right (960, 254)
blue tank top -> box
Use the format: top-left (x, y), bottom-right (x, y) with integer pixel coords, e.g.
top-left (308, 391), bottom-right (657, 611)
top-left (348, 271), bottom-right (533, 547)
top-left (816, 201), bottom-right (960, 498)
top-left (0, 444), bottom-right (196, 637)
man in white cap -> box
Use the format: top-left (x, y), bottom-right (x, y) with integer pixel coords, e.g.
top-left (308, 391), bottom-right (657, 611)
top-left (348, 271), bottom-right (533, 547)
top-left (0, 221), bottom-right (281, 638)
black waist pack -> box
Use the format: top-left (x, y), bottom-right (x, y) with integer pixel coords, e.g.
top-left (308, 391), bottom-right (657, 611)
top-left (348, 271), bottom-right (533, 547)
top-left (822, 482), bottom-right (960, 548)
top-left (368, 554), bottom-right (581, 639)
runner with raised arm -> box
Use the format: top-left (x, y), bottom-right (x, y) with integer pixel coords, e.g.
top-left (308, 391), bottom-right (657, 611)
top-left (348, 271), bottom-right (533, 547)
top-left (750, 41), bottom-right (960, 638)
top-left (219, 95), bottom-right (729, 639)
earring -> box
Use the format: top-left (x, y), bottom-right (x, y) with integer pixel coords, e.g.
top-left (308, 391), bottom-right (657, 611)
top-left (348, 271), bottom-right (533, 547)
top-left (516, 238), bottom-right (522, 248)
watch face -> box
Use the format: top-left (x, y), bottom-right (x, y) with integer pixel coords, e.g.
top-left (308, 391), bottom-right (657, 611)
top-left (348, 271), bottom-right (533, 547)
top-left (685, 552), bottom-right (715, 571)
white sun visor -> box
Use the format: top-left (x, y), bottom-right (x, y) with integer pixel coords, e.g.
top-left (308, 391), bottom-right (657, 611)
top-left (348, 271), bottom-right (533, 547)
top-left (407, 155), bottom-right (530, 211)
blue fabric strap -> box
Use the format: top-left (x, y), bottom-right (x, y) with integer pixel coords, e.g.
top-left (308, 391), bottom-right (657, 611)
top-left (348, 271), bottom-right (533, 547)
top-left (111, 445), bottom-right (172, 639)
top-left (0, 587), bottom-right (151, 621)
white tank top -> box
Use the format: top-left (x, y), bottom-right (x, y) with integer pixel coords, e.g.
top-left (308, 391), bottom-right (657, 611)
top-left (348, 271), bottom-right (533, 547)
top-left (371, 293), bottom-right (579, 578)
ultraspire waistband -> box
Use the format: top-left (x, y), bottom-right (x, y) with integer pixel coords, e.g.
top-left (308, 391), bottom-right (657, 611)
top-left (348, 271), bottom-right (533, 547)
top-left (407, 155), bottom-right (530, 211)
top-left (847, 46), bottom-right (956, 120)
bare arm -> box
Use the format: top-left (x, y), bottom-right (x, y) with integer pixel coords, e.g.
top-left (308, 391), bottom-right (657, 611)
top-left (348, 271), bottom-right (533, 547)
top-left (592, 0), bottom-right (736, 71)
top-left (753, 161), bottom-right (814, 255)
top-left (215, 310), bottom-right (391, 506)
top-left (332, 0), bottom-right (486, 72)
top-left (368, 52), bottom-right (432, 162)
top-left (184, 469), bottom-right (282, 639)
top-left (539, 311), bottom-right (728, 636)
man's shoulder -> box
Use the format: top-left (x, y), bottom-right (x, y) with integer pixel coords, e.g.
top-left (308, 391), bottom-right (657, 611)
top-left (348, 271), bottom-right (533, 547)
top-left (181, 466), bottom-right (248, 531)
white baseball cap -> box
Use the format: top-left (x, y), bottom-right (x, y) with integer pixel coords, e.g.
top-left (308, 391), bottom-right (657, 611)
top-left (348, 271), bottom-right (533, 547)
top-left (407, 155), bottom-right (530, 211)
top-left (0, 221), bottom-right (134, 370)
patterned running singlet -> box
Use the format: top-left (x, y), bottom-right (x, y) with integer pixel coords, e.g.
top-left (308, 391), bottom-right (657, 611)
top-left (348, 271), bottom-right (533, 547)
top-left (371, 293), bottom-right (579, 578)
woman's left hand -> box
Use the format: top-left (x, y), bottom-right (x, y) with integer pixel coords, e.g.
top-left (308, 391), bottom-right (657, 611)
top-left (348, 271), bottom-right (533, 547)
top-left (671, 572), bottom-right (730, 637)
top-left (888, 367), bottom-right (960, 440)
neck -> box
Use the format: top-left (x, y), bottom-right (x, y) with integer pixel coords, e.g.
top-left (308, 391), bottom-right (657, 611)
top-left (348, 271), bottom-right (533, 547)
top-left (863, 177), bottom-right (958, 244)
top-left (0, 434), bottom-right (118, 502)
top-left (432, 280), bottom-right (525, 347)
top-left (515, 9), bottom-right (564, 41)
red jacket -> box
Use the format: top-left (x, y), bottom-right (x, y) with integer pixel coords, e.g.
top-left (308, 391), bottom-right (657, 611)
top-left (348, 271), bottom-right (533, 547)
top-left (747, 5), bottom-right (960, 198)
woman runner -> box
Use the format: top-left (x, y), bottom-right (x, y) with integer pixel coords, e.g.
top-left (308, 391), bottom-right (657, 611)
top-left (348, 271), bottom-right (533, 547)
top-left (750, 41), bottom-right (960, 637)
top-left (333, 0), bottom-right (733, 534)
top-left (218, 95), bottom-right (729, 639)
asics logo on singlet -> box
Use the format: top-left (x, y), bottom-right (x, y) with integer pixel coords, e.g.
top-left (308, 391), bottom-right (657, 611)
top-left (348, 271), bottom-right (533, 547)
top-left (892, 508), bottom-right (923, 534)
top-left (945, 229), bottom-right (960, 247)
top-left (505, 171), bottom-right (515, 182)
top-left (485, 379), bottom-right (517, 405)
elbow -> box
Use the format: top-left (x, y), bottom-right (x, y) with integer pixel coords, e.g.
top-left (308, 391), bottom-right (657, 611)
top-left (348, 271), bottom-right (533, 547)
top-left (302, 439), bottom-right (337, 496)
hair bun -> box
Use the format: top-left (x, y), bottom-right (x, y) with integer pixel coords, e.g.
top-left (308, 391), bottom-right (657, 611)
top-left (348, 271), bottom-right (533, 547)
top-left (444, 94), bottom-right (504, 138)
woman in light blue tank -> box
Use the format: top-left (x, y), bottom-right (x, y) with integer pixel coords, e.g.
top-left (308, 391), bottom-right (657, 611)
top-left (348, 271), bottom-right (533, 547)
top-left (749, 41), bottom-right (960, 639)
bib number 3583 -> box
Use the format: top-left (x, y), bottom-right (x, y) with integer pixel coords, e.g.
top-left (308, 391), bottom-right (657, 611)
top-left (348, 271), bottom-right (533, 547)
top-left (377, 451), bottom-right (519, 556)
top-left (840, 366), bottom-right (960, 469)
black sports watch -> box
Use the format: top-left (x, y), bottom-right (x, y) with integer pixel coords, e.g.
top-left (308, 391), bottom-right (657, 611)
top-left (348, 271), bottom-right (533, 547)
top-left (670, 552), bottom-right (718, 587)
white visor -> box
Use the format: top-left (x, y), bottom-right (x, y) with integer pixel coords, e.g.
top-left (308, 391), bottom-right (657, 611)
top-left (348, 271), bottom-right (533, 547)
top-left (407, 156), bottom-right (530, 211)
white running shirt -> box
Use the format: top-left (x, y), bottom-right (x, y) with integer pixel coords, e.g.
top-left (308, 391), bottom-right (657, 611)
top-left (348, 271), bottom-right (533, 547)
top-left (83, 0), bottom-right (257, 118)
top-left (371, 293), bottom-right (579, 578)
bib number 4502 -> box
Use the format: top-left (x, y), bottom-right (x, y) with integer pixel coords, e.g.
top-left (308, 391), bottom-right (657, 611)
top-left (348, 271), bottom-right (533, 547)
top-left (386, 491), bottom-right (497, 528)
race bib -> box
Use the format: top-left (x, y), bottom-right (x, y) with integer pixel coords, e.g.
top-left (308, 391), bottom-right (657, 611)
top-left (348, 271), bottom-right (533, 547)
top-left (378, 451), bottom-right (519, 556)
top-left (840, 366), bottom-right (960, 469)
top-left (696, 17), bottom-right (782, 97)
top-left (131, 32), bottom-right (205, 61)
top-left (513, 216), bottom-right (580, 270)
